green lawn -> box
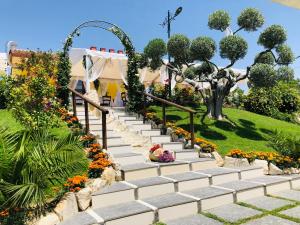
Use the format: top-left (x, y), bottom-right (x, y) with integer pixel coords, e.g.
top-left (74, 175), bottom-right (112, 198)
top-left (149, 105), bottom-right (300, 155)
top-left (0, 109), bottom-right (71, 137)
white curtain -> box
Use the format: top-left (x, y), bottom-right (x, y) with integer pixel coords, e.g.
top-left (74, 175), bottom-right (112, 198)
top-left (118, 59), bottom-right (128, 85)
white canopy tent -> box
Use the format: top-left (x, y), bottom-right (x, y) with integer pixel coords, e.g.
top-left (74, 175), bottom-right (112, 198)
top-left (272, 0), bottom-right (300, 9)
top-left (69, 48), bottom-right (168, 106)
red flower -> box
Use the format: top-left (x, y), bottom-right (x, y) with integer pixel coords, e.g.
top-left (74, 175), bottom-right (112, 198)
top-left (150, 144), bottom-right (161, 152)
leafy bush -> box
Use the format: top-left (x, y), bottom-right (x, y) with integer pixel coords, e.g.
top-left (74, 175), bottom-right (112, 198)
top-left (0, 128), bottom-right (87, 212)
top-left (172, 84), bottom-right (202, 106)
top-left (224, 87), bottom-right (244, 108)
top-left (0, 74), bottom-right (8, 109)
top-left (6, 51), bottom-right (60, 130)
top-left (268, 131), bottom-right (300, 161)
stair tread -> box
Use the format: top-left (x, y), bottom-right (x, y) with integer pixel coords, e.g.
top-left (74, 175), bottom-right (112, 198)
top-left (215, 180), bottom-right (264, 191)
top-left (93, 201), bottom-right (152, 222)
top-left (113, 152), bottom-right (143, 158)
top-left (182, 186), bottom-right (233, 199)
top-left (129, 176), bottom-right (173, 187)
top-left (92, 182), bottom-right (134, 195)
top-left (179, 158), bottom-right (214, 163)
top-left (58, 212), bottom-right (97, 225)
top-left (245, 176), bottom-right (290, 185)
top-left (149, 160), bottom-right (189, 167)
top-left (167, 214), bottom-right (223, 225)
top-left (121, 163), bottom-right (158, 172)
top-left (164, 172), bottom-right (209, 182)
top-left (141, 192), bottom-right (196, 209)
top-left (196, 167), bottom-right (239, 176)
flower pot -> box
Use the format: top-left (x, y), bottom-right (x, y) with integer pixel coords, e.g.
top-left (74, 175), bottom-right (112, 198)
top-left (90, 46), bottom-right (97, 51)
top-left (117, 50), bottom-right (123, 54)
top-left (100, 48), bottom-right (106, 52)
top-left (109, 49), bottom-right (115, 53)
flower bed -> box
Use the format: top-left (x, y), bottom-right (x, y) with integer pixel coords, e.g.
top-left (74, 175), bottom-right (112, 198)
top-left (194, 138), bottom-right (217, 153)
top-left (64, 175), bottom-right (88, 192)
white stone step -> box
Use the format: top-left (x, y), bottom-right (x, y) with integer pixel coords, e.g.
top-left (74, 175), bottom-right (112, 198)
top-left (77, 114), bottom-right (99, 120)
top-left (141, 193), bottom-right (198, 222)
top-left (181, 186), bottom-right (234, 211)
top-left (163, 172), bottom-right (210, 192)
top-left (98, 137), bottom-right (125, 147)
top-left (149, 161), bottom-right (190, 176)
top-left (121, 163), bottom-right (159, 181)
top-left (140, 129), bottom-right (161, 137)
top-left (245, 176), bottom-right (291, 195)
top-left (91, 130), bottom-right (120, 138)
top-left (237, 166), bottom-right (264, 180)
top-left (118, 116), bottom-right (136, 122)
top-left (112, 111), bottom-right (126, 118)
top-left (196, 168), bottom-right (240, 185)
top-left (150, 135), bottom-right (171, 144)
top-left (162, 142), bottom-right (184, 151)
top-left (129, 176), bottom-right (175, 199)
top-left (214, 180), bottom-right (265, 202)
top-left (108, 144), bottom-right (133, 153)
top-left (93, 201), bottom-right (154, 225)
top-left (92, 181), bottom-right (136, 208)
top-left (113, 152), bottom-right (145, 166)
top-left (124, 120), bottom-right (144, 125)
top-left (179, 158), bottom-right (217, 171)
top-left (129, 124), bottom-right (152, 132)
top-left (174, 150), bottom-right (199, 160)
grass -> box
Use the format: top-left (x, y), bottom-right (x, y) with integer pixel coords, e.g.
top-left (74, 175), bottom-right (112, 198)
top-left (0, 109), bottom-right (71, 137)
top-left (149, 105), bottom-right (300, 155)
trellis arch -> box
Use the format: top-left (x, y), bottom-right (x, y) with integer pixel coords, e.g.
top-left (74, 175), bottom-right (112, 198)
top-left (57, 20), bottom-right (144, 111)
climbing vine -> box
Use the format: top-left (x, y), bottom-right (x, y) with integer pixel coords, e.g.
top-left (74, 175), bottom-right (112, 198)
top-left (57, 21), bottom-right (144, 112)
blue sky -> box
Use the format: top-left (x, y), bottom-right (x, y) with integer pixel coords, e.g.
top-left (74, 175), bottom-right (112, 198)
top-left (1, 0), bottom-right (300, 77)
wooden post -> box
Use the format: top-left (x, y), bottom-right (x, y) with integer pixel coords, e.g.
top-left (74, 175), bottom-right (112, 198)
top-left (72, 92), bottom-right (77, 117)
top-left (143, 94), bottom-right (146, 123)
top-left (162, 103), bottom-right (166, 127)
top-left (102, 112), bottom-right (107, 149)
top-left (84, 100), bottom-right (89, 134)
top-left (190, 112), bottom-right (195, 149)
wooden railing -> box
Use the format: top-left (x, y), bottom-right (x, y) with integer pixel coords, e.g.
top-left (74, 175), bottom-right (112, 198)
top-left (143, 92), bottom-right (197, 148)
top-left (68, 87), bottom-right (109, 149)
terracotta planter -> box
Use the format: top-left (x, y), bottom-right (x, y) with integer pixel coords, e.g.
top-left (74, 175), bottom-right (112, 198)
top-left (109, 49), bottom-right (115, 53)
top-left (117, 50), bottom-right (124, 54)
top-left (90, 46), bottom-right (97, 51)
top-left (100, 48), bottom-right (106, 52)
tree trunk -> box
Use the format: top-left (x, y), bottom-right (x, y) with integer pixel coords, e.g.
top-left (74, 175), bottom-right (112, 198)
top-left (206, 94), bottom-right (225, 120)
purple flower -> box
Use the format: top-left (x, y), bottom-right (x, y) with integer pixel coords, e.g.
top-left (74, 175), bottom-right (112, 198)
top-left (158, 151), bottom-right (175, 163)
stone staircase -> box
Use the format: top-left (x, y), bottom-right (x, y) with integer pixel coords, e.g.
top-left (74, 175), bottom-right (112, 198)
top-left (59, 106), bottom-right (300, 225)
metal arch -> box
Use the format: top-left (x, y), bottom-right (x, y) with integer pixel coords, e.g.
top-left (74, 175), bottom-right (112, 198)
top-left (65, 20), bottom-right (134, 54)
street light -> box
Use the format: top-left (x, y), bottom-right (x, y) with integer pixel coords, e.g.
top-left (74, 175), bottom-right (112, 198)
top-left (160, 6), bottom-right (183, 99)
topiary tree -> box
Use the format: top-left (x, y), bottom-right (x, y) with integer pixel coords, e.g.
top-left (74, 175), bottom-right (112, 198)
top-left (140, 8), bottom-right (297, 120)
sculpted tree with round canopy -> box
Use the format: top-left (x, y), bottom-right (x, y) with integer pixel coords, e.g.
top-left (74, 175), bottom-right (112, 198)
top-left (141, 8), bottom-right (295, 120)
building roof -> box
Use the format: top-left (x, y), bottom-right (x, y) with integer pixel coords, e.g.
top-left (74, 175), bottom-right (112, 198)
top-left (272, 0), bottom-right (300, 9)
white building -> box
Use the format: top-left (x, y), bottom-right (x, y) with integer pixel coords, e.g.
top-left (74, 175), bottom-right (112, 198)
top-left (0, 53), bottom-right (8, 74)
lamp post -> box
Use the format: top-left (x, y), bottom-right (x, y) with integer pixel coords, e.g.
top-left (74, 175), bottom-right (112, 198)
top-left (161, 7), bottom-right (183, 99)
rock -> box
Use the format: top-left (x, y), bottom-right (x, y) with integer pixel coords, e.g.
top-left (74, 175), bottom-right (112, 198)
top-left (166, 127), bottom-right (173, 135)
top-left (283, 168), bottom-right (292, 175)
top-left (101, 167), bottom-right (116, 185)
top-left (266, 163), bottom-right (283, 175)
top-left (76, 187), bottom-right (92, 211)
top-left (34, 212), bottom-right (60, 225)
top-left (54, 192), bottom-right (78, 221)
top-left (224, 156), bottom-right (250, 167)
top-left (291, 167), bottom-right (300, 174)
top-left (194, 144), bottom-right (201, 151)
top-left (87, 178), bottom-right (107, 192)
top-left (212, 151), bottom-right (224, 167)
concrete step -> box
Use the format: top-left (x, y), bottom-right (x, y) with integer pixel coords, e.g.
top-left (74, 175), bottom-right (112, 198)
top-left (124, 120), bottom-right (144, 125)
top-left (93, 201), bottom-right (154, 225)
top-left (108, 144), bottom-right (133, 153)
top-left (98, 137), bottom-right (125, 147)
top-left (245, 176), bottom-right (291, 195)
top-left (118, 116), bottom-right (136, 122)
top-left (112, 111), bottom-right (126, 118)
top-left (129, 176), bottom-right (175, 199)
top-left (121, 163), bottom-right (159, 181)
top-left (129, 124), bottom-right (152, 132)
top-left (166, 214), bottom-right (223, 225)
top-left (77, 115), bottom-right (99, 120)
top-left (214, 180), bottom-right (265, 202)
top-left (162, 142), bottom-right (184, 151)
top-left (92, 181), bottom-right (136, 208)
top-left (141, 192), bottom-right (198, 222)
top-left (113, 152), bottom-right (145, 166)
top-left (150, 135), bottom-right (171, 144)
top-left (80, 119), bottom-right (102, 125)
top-left (196, 167), bottom-right (240, 185)
top-left (149, 161), bottom-right (190, 176)
top-left (236, 166), bottom-right (264, 179)
top-left (163, 172), bottom-right (210, 192)
top-left (91, 130), bottom-right (120, 138)
top-left (140, 129), bottom-right (161, 137)
top-left (179, 158), bottom-right (217, 171)
top-left (181, 186), bottom-right (234, 211)
top-left (174, 150), bottom-right (199, 160)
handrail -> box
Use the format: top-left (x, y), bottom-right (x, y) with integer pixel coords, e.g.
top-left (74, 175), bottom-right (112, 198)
top-left (143, 93), bottom-right (196, 113)
top-left (68, 87), bottom-right (109, 149)
top-left (142, 92), bottom-right (196, 149)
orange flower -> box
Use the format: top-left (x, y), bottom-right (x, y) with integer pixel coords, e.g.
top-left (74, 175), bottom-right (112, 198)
top-left (0, 209), bottom-right (9, 217)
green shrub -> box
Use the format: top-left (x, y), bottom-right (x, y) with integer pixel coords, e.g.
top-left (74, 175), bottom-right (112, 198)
top-left (268, 131), bottom-right (300, 161)
top-left (172, 84), bottom-right (201, 106)
top-left (224, 87), bottom-right (245, 108)
top-left (0, 74), bottom-right (8, 109)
